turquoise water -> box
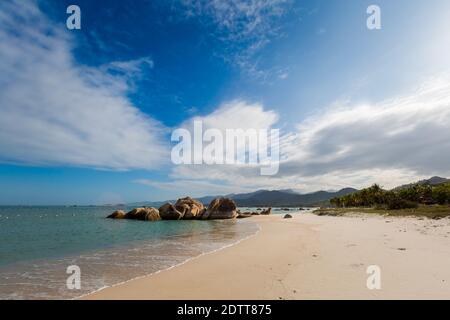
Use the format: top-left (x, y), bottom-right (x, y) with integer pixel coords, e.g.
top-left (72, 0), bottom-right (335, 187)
top-left (0, 206), bottom-right (258, 299)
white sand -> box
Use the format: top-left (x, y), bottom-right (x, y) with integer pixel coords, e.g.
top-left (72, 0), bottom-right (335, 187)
top-left (84, 213), bottom-right (450, 300)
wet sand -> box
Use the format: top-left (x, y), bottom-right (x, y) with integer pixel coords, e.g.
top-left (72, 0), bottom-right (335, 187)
top-left (84, 213), bottom-right (450, 300)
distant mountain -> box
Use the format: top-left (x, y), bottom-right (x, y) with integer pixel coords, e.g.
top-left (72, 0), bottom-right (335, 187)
top-left (125, 200), bottom-right (166, 208)
top-left (393, 176), bottom-right (450, 190)
top-left (129, 187), bottom-right (358, 208)
top-left (224, 190), bottom-right (268, 200)
top-left (419, 176), bottom-right (450, 185)
top-left (232, 188), bottom-right (357, 207)
top-left (277, 189), bottom-right (300, 194)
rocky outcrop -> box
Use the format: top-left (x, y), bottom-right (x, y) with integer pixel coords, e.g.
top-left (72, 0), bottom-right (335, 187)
top-left (202, 198), bottom-right (238, 220)
top-left (107, 197), bottom-right (265, 221)
top-left (158, 203), bottom-right (184, 220)
top-left (125, 208), bottom-right (161, 221)
top-left (237, 212), bottom-right (253, 219)
top-left (284, 213), bottom-right (293, 219)
top-left (107, 210), bottom-right (126, 219)
top-left (174, 197), bottom-right (205, 219)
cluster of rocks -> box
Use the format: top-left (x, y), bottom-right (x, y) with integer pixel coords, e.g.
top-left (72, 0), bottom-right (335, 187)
top-left (238, 208), bottom-right (272, 217)
top-left (107, 197), bottom-right (272, 221)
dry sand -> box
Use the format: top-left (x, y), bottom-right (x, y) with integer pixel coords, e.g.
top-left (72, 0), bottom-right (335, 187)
top-left (84, 213), bottom-right (450, 300)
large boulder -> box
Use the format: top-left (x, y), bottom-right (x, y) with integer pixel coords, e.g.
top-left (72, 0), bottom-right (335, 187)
top-left (158, 203), bottom-right (184, 220)
top-left (175, 197), bottom-right (205, 220)
top-left (260, 208), bottom-right (272, 215)
top-left (125, 208), bottom-right (161, 221)
top-left (107, 210), bottom-right (126, 219)
top-left (203, 198), bottom-right (238, 220)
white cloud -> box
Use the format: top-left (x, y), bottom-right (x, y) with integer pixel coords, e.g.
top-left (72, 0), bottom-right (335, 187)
top-left (0, 0), bottom-right (167, 170)
top-left (278, 72), bottom-right (289, 80)
top-left (146, 76), bottom-right (450, 195)
top-left (283, 76), bottom-right (450, 181)
top-left (185, 100), bottom-right (279, 131)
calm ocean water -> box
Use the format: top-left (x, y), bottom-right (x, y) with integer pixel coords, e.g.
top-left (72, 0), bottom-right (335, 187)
top-left (0, 206), bottom-right (259, 300)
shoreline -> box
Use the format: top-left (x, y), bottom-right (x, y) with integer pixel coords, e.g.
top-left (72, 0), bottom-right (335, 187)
top-left (84, 212), bottom-right (450, 300)
top-left (75, 222), bottom-right (262, 300)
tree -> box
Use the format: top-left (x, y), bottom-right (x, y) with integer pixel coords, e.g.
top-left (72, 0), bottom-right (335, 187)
top-left (432, 183), bottom-right (450, 205)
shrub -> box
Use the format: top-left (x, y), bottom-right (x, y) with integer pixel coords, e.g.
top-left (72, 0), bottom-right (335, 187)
top-left (432, 184), bottom-right (450, 205)
top-left (386, 197), bottom-right (418, 210)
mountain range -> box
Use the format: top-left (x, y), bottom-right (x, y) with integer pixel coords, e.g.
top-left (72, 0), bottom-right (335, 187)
top-left (393, 176), bottom-right (450, 190)
top-left (127, 187), bottom-right (358, 208)
top-left (125, 176), bottom-right (450, 208)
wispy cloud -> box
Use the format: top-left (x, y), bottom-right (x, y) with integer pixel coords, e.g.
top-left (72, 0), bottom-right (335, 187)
top-left (0, 0), bottom-right (168, 170)
top-left (316, 27), bottom-right (326, 35)
top-left (100, 57), bottom-right (154, 78)
top-left (178, 0), bottom-right (294, 80)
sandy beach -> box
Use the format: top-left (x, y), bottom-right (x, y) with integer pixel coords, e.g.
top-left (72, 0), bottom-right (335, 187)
top-left (84, 213), bottom-right (450, 300)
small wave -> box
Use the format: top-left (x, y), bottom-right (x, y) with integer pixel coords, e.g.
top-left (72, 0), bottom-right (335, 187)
top-left (0, 220), bottom-right (259, 300)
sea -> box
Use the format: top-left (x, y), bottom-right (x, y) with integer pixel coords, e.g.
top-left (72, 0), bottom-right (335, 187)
top-left (0, 206), bottom-right (309, 299)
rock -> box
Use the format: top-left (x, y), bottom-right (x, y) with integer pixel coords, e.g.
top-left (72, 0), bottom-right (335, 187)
top-left (107, 210), bottom-right (126, 219)
top-left (203, 198), bottom-right (238, 220)
top-left (174, 197), bottom-right (204, 220)
top-left (197, 208), bottom-right (207, 219)
top-left (124, 208), bottom-right (161, 221)
top-left (260, 208), bottom-right (272, 215)
top-left (237, 213), bottom-right (252, 219)
top-left (282, 208), bottom-right (290, 211)
top-left (251, 211), bottom-right (260, 215)
top-left (158, 203), bottom-right (184, 220)
top-left (284, 214), bottom-right (293, 219)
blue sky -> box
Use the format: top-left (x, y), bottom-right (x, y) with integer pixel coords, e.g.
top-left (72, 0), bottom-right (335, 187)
top-left (1, 0), bottom-right (450, 205)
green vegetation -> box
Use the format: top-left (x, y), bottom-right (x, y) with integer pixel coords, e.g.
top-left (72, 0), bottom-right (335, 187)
top-left (314, 206), bottom-right (450, 219)
top-left (324, 182), bottom-right (450, 219)
top-left (330, 183), bottom-right (450, 210)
